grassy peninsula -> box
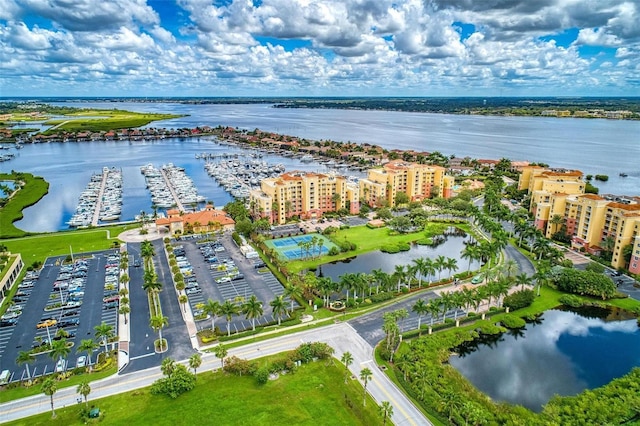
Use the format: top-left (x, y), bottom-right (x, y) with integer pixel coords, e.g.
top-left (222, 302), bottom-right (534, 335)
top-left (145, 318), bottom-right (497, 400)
top-left (42, 109), bottom-right (183, 134)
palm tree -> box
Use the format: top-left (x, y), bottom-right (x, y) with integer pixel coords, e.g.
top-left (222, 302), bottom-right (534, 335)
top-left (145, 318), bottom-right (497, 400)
top-left (189, 353), bottom-right (202, 376)
top-left (49, 338), bottom-right (70, 369)
top-left (515, 272), bottom-right (532, 291)
top-left (150, 315), bottom-right (169, 351)
top-left (426, 298), bottom-right (441, 329)
top-left (341, 351), bottom-right (354, 384)
top-left (242, 295), bottom-right (264, 331)
top-left (77, 339), bottom-right (99, 368)
top-left (444, 257), bottom-right (458, 279)
top-left (179, 294), bottom-right (188, 313)
top-left (502, 259), bottom-right (519, 279)
top-left (119, 304), bottom-right (131, 324)
top-left (550, 214), bottom-right (565, 235)
top-left (379, 401), bottom-right (394, 425)
top-left (283, 284), bottom-right (302, 313)
top-left (220, 299), bottom-right (239, 336)
top-left (94, 322), bottom-right (114, 353)
top-left (360, 367), bottom-right (373, 406)
top-left (270, 295), bottom-right (287, 326)
top-left (16, 351), bottom-right (35, 381)
top-left (214, 344), bottom-right (228, 368)
top-left (203, 299), bottom-right (221, 333)
top-left (411, 258), bottom-right (427, 288)
top-left (41, 377), bottom-right (58, 418)
top-left (142, 270), bottom-right (162, 295)
top-left (434, 255), bottom-right (447, 280)
top-left (412, 299), bottom-right (428, 335)
top-left (392, 264), bottom-right (406, 292)
top-left (449, 291), bottom-right (464, 322)
top-left (77, 380), bottom-right (91, 408)
top-left (461, 244), bottom-right (480, 272)
top-left (438, 292), bottom-right (455, 324)
top-left (161, 357), bottom-right (176, 377)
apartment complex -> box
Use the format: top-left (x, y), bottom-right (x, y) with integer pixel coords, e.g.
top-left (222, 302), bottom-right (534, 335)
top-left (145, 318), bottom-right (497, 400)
top-left (519, 166), bottom-right (640, 273)
top-left (249, 171), bottom-right (360, 225)
top-left (359, 160), bottom-right (454, 207)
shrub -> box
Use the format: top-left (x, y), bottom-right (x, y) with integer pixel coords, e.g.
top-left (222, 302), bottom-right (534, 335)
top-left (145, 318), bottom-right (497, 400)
top-left (150, 364), bottom-right (196, 398)
top-left (370, 292), bottom-right (394, 303)
top-left (554, 268), bottom-right (617, 299)
top-left (313, 297), bottom-right (323, 308)
top-left (501, 314), bottom-right (526, 329)
top-left (223, 356), bottom-right (256, 376)
top-left (585, 262), bottom-right (605, 274)
top-left (558, 294), bottom-right (584, 308)
top-left (328, 246), bottom-right (339, 256)
top-left (397, 242), bottom-right (410, 251)
top-left (503, 289), bottom-right (535, 310)
top-left (255, 366), bottom-right (270, 385)
top-left (380, 245), bottom-right (400, 253)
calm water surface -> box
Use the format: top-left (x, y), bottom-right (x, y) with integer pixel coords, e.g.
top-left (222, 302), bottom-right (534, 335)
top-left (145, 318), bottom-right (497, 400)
top-left (449, 308), bottom-right (640, 411)
top-left (317, 234), bottom-right (479, 281)
top-left (2, 102), bottom-right (638, 232)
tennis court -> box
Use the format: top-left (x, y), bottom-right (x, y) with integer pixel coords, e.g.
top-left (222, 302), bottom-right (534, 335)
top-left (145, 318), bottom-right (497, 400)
top-left (265, 233), bottom-right (337, 260)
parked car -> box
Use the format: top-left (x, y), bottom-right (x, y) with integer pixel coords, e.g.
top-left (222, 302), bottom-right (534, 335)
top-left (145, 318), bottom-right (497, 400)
top-left (231, 274), bottom-right (244, 281)
top-left (216, 276), bottom-right (231, 284)
top-left (186, 287), bottom-right (201, 295)
top-left (471, 274), bottom-right (483, 284)
top-left (254, 262), bottom-right (266, 269)
top-left (1, 319), bottom-right (17, 327)
top-left (37, 319), bottom-right (57, 329)
top-left (610, 271), bottom-right (622, 277)
top-left (103, 295), bottom-right (119, 303)
top-left (103, 301), bottom-right (119, 310)
top-left (53, 332), bottom-right (75, 341)
top-left (76, 355), bottom-right (87, 368)
top-left (61, 309), bottom-right (79, 317)
top-left (55, 359), bottom-right (66, 372)
top-left (57, 318), bottom-right (80, 328)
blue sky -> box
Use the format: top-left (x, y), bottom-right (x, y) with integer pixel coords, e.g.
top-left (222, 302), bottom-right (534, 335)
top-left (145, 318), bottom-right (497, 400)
top-left (1, 0), bottom-right (638, 97)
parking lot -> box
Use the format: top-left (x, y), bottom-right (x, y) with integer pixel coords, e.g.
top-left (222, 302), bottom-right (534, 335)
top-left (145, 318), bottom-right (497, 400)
top-left (0, 250), bottom-right (120, 383)
top-left (170, 234), bottom-right (297, 334)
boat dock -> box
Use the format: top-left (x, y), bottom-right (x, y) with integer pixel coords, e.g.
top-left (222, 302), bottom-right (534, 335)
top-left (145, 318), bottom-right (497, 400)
top-left (160, 167), bottom-right (184, 211)
top-left (141, 163), bottom-right (205, 211)
top-left (90, 172), bottom-right (108, 226)
top-left (67, 167), bottom-right (123, 228)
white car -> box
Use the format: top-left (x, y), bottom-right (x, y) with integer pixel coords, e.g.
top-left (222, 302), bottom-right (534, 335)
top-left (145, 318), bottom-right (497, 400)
top-left (76, 355), bottom-right (87, 368)
top-left (55, 359), bottom-right (66, 372)
top-left (216, 276), bottom-right (231, 284)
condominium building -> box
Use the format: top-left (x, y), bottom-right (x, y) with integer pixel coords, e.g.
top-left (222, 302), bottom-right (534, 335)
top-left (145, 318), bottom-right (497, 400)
top-left (249, 171), bottom-right (360, 225)
top-left (520, 165), bottom-right (640, 272)
top-left (519, 166), bottom-right (585, 232)
top-left (359, 160), bottom-right (453, 207)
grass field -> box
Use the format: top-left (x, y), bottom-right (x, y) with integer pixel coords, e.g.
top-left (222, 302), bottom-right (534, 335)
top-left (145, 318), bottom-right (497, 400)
top-left (288, 222), bottom-right (463, 273)
top-left (0, 225), bottom-right (135, 264)
top-left (0, 172), bottom-right (49, 238)
top-left (6, 360), bottom-right (384, 426)
top-left (42, 109), bottom-right (183, 134)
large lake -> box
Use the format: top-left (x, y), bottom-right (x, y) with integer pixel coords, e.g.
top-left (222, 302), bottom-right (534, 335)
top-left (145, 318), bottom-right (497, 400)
top-left (449, 307), bottom-right (640, 411)
top-left (2, 102), bottom-right (638, 232)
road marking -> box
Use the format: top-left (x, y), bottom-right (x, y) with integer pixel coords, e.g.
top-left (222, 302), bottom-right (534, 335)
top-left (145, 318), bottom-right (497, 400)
top-left (129, 352), bottom-right (156, 360)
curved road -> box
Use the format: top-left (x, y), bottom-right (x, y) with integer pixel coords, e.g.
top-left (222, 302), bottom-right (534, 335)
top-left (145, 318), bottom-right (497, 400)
top-left (0, 323), bottom-right (429, 425)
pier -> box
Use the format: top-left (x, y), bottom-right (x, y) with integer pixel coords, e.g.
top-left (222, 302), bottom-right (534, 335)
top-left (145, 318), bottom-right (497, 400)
top-left (90, 171), bottom-right (108, 226)
top-left (160, 167), bottom-right (185, 211)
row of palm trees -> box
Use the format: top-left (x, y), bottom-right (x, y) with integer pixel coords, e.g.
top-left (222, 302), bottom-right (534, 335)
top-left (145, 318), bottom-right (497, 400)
top-left (198, 293), bottom-right (292, 337)
top-left (16, 322), bottom-right (114, 382)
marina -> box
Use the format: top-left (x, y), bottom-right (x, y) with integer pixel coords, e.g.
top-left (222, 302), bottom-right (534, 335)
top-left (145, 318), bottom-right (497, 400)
top-left (141, 163), bottom-right (205, 211)
top-left (203, 155), bottom-right (286, 199)
top-left (67, 167), bottom-right (122, 227)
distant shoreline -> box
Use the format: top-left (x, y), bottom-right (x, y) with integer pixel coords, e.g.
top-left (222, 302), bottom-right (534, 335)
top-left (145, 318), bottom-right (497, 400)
top-left (2, 97), bottom-right (639, 120)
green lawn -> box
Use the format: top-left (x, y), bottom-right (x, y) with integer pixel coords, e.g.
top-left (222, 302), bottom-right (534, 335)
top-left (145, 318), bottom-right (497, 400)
top-left (288, 222), bottom-right (461, 273)
top-left (1, 225), bottom-right (135, 265)
top-left (6, 361), bottom-right (384, 426)
top-left (0, 172), bottom-right (50, 238)
top-left (42, 110), bottom-right (183, 134)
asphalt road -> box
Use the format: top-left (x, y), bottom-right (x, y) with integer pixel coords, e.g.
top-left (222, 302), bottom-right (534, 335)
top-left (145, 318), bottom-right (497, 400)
top-left (0, 323), bottom-right (430, 426)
